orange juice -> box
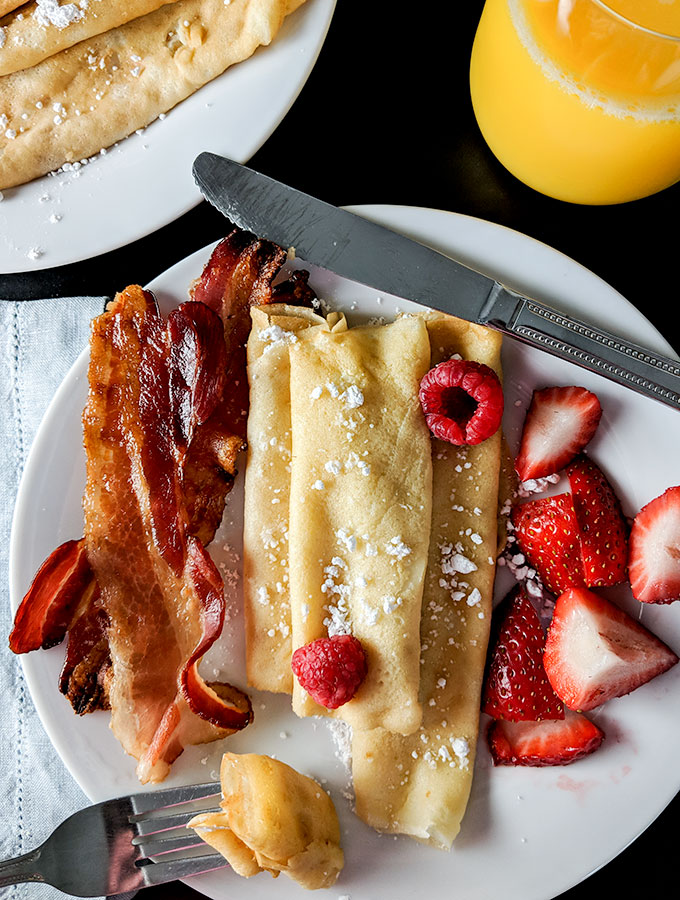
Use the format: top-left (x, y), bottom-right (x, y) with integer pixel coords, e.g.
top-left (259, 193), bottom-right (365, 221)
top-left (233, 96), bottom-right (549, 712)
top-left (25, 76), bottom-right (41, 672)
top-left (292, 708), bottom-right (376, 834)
top-left (469, 0), bottom-right (680, 204)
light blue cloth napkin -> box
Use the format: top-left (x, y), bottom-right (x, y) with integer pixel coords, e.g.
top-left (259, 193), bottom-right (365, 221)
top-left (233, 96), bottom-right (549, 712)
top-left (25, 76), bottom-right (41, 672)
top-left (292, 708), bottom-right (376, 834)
top-left (0, 297), bottom-right (109, 900)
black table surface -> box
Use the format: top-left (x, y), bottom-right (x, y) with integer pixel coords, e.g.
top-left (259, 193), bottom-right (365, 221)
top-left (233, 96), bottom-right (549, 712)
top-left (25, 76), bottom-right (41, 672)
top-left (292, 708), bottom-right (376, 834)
top-left (3, 1), bottom-right (678, 898)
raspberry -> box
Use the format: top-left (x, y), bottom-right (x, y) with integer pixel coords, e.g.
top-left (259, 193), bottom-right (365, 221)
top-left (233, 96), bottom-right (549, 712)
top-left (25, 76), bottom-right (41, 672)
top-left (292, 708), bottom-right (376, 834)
top-left (291, 634), bottom-right (367, 709)
top-left (419, 358), bottom-right (503, 446)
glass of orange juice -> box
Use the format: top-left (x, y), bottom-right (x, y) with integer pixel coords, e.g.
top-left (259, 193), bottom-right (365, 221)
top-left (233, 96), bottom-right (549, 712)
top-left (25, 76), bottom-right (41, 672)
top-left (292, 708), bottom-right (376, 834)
top-left (469, 0), bottom-right (680, 204)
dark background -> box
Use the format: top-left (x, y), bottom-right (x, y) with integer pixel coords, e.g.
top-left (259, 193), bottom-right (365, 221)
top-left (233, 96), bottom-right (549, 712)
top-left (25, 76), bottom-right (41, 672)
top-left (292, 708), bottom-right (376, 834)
top-left (3, 1), bottom-right (677, 897)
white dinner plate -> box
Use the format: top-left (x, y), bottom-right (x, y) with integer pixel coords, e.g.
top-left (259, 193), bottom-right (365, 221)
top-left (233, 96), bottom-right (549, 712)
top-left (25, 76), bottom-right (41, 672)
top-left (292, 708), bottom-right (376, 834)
top-left (9, 206), bottom-right (680, 900)
top-left (0, 0), bottom-right (335, 274)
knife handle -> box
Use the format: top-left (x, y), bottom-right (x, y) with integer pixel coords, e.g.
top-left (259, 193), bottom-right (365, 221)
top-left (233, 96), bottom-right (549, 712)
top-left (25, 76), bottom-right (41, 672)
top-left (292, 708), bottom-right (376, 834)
top-left (483, 286), bottom-right (680, 411)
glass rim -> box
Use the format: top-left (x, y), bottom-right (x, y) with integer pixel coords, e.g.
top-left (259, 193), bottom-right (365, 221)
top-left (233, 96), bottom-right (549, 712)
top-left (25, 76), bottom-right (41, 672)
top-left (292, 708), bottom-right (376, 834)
top-left (592, 0), bottom-right (680, 42)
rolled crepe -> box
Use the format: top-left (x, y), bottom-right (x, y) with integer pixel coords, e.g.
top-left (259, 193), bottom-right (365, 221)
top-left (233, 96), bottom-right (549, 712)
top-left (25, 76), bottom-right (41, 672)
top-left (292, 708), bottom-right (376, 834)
top-left (288, 316), bottom-right (433, 736)
top-left (0, 0), bottom-right (24, 19)
top-left (352, 312), bottom-right (503, 849)
top-left (243, 304), bottom-right (347, 694)
top-left (0, 0), bottom-right (178, 77)
top-left (0, 0), bottom-right (306, 189)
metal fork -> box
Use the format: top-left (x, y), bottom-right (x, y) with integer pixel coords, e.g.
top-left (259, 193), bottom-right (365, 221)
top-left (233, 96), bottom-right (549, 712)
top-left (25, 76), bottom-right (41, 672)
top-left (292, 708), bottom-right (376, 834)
top-left (0, 782), bottom-right (228, 897)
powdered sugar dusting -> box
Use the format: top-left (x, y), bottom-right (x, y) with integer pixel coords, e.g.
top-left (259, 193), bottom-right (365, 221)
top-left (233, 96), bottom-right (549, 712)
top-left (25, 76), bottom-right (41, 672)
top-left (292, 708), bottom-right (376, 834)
top-left (517, 473), bottom-right (561, 497)
top-left (34, 0), bottom-right (85, 29)
top-left (259, 324), bottom-right (298, 348)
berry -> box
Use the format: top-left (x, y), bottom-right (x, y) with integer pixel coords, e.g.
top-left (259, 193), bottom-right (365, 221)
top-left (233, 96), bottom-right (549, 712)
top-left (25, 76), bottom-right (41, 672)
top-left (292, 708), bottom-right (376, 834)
top-left (515, 386), bottom-right (602, 482)
top-left (628, 485), bottom-right (680, 604)
top-left (418, 358), bottom-right (503, 446)
top-left (511, 494), bottom-right (585, 596)
top-left (291, 634), bottom-right (367, 709)
top-left (482, 586), bottom-right (563, 721)
top-left (566, 455), bottom-right (628, 588)
top-left (544, 587), bottom-right (678, 711)
top-left (487, 709), bottom-right (604, 767)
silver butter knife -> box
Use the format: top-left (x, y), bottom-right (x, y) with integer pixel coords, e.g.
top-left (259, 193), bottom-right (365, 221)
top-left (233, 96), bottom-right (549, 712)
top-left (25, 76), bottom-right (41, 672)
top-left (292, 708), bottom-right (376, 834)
top-left (193, 152), bottom-right (680, 411)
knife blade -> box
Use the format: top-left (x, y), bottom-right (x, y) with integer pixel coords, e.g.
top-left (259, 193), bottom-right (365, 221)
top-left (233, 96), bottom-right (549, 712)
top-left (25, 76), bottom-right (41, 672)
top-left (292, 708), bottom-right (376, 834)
top-left (193, 152), bottom-right (680, 411)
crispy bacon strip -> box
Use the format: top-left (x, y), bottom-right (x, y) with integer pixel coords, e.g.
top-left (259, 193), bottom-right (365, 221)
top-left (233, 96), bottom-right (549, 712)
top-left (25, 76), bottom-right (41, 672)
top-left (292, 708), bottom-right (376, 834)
top-left (59, 604), bottom-right (111, 715)
top-left (9, 539), bottom-right (94, 653)
top-left (181, 539), bottom-right (253, 727)
top-left (84, 285), bottom-right (252, 782)
top-left (9, 538), bottom-right (109, 715)
top-left (169, 301), bottom-right (228, 453)
top-left (10, 224), bottom-right (317, 781)
top-left (190, 226), bottom-right (291, 439)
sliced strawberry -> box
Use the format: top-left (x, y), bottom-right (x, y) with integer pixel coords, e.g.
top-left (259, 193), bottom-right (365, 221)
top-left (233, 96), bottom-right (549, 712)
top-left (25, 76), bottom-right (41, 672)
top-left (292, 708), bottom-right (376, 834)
top-left (487, 709), bottom-right (604, 766)
top-left (511, 494), bottom-right (585, 596)
top-left (482, 586), bottom-right (563, 721)
top-left (629, 485), bottom-right (680, 604)
top-left (544, 587), bottom-right (678, 711)
top-left (515, 386), bottom-right (602, 482)
top-left (566, 455), bottom-right (628, 588)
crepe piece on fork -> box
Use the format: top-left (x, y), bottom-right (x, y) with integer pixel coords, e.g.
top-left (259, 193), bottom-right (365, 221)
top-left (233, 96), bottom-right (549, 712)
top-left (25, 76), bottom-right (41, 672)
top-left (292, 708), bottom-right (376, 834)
top-left (352, 312), bottom-right (503, 848)
top-left (243, 304), bottom-right (347, 694)
top-left (287, 316), bottom-right (433, 735)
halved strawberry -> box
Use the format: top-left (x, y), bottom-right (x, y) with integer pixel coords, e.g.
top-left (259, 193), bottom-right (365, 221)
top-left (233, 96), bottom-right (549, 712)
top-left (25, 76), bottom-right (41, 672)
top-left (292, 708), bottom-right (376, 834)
top-left (629, 485), bottom-right (680, 604)
top-left (515, 386), bottom-right (602, 482)
top-left (511, 494), bottom-right (585, 596)
top-left (487, 709), bottom-right (604, 767)
top-left (566, 455), bottom-right (628, 588)
top-left (482, 586), bottom-right (563, 721)
top-left (544, 587), bottom-right (678, 711)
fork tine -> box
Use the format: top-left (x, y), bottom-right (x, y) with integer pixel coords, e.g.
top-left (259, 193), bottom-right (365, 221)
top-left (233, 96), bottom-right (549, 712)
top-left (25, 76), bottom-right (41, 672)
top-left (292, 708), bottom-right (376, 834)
top-left (129, 782), bottom-right (220, 818)
top-left (132, 823), bottom-right (204, 847)
top-left (132, 800), bottom-right (222, 836)
top-left (137, 833), bottom-right (207, 858)
top-left (134, 823), bottom-right (218, 857)
top-left (139, 848), bottom-right (228, 887)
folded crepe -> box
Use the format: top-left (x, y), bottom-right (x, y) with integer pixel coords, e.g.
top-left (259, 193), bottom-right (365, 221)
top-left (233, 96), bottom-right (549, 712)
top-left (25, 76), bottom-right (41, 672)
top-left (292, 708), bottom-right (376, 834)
top-left (351, 312), bottom-right (503, 849)
top-left (243, 304), bottom-right (348, 695)
top-left (0, 0), bottom-right (306, 189)
top-left (0, 0), bottom-right (177, 77)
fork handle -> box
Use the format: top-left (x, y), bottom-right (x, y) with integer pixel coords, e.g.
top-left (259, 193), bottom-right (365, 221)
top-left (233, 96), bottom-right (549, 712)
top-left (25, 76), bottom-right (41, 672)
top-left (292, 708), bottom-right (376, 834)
top-left (0, 847), bottom-right (45, 887)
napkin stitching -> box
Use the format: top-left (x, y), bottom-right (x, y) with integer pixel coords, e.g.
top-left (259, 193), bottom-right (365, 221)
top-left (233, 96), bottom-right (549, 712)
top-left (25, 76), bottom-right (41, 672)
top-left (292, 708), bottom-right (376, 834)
top-left (10, 303), bottom-right (26, 889)
top-left (12, 304), bottom-right (26, 475)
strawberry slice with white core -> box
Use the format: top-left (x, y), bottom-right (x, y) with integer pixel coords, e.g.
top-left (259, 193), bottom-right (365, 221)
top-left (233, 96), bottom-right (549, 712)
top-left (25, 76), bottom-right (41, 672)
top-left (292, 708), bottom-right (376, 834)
top-left (487, 709), bottom-right (604, 767)
top-left (544, 587), bottom-right (678, 711)
top-left (515, 386), bottom-right (602, 482)
top-left (629, 485), bottom-right (680, 604)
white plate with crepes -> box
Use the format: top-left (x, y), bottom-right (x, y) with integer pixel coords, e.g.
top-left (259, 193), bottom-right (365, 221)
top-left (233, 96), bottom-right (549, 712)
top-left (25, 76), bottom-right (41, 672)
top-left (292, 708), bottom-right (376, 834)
top-left (0, 0), bottom-right (335, 274)
top-left (9, 205), bottom-right (680, 900)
